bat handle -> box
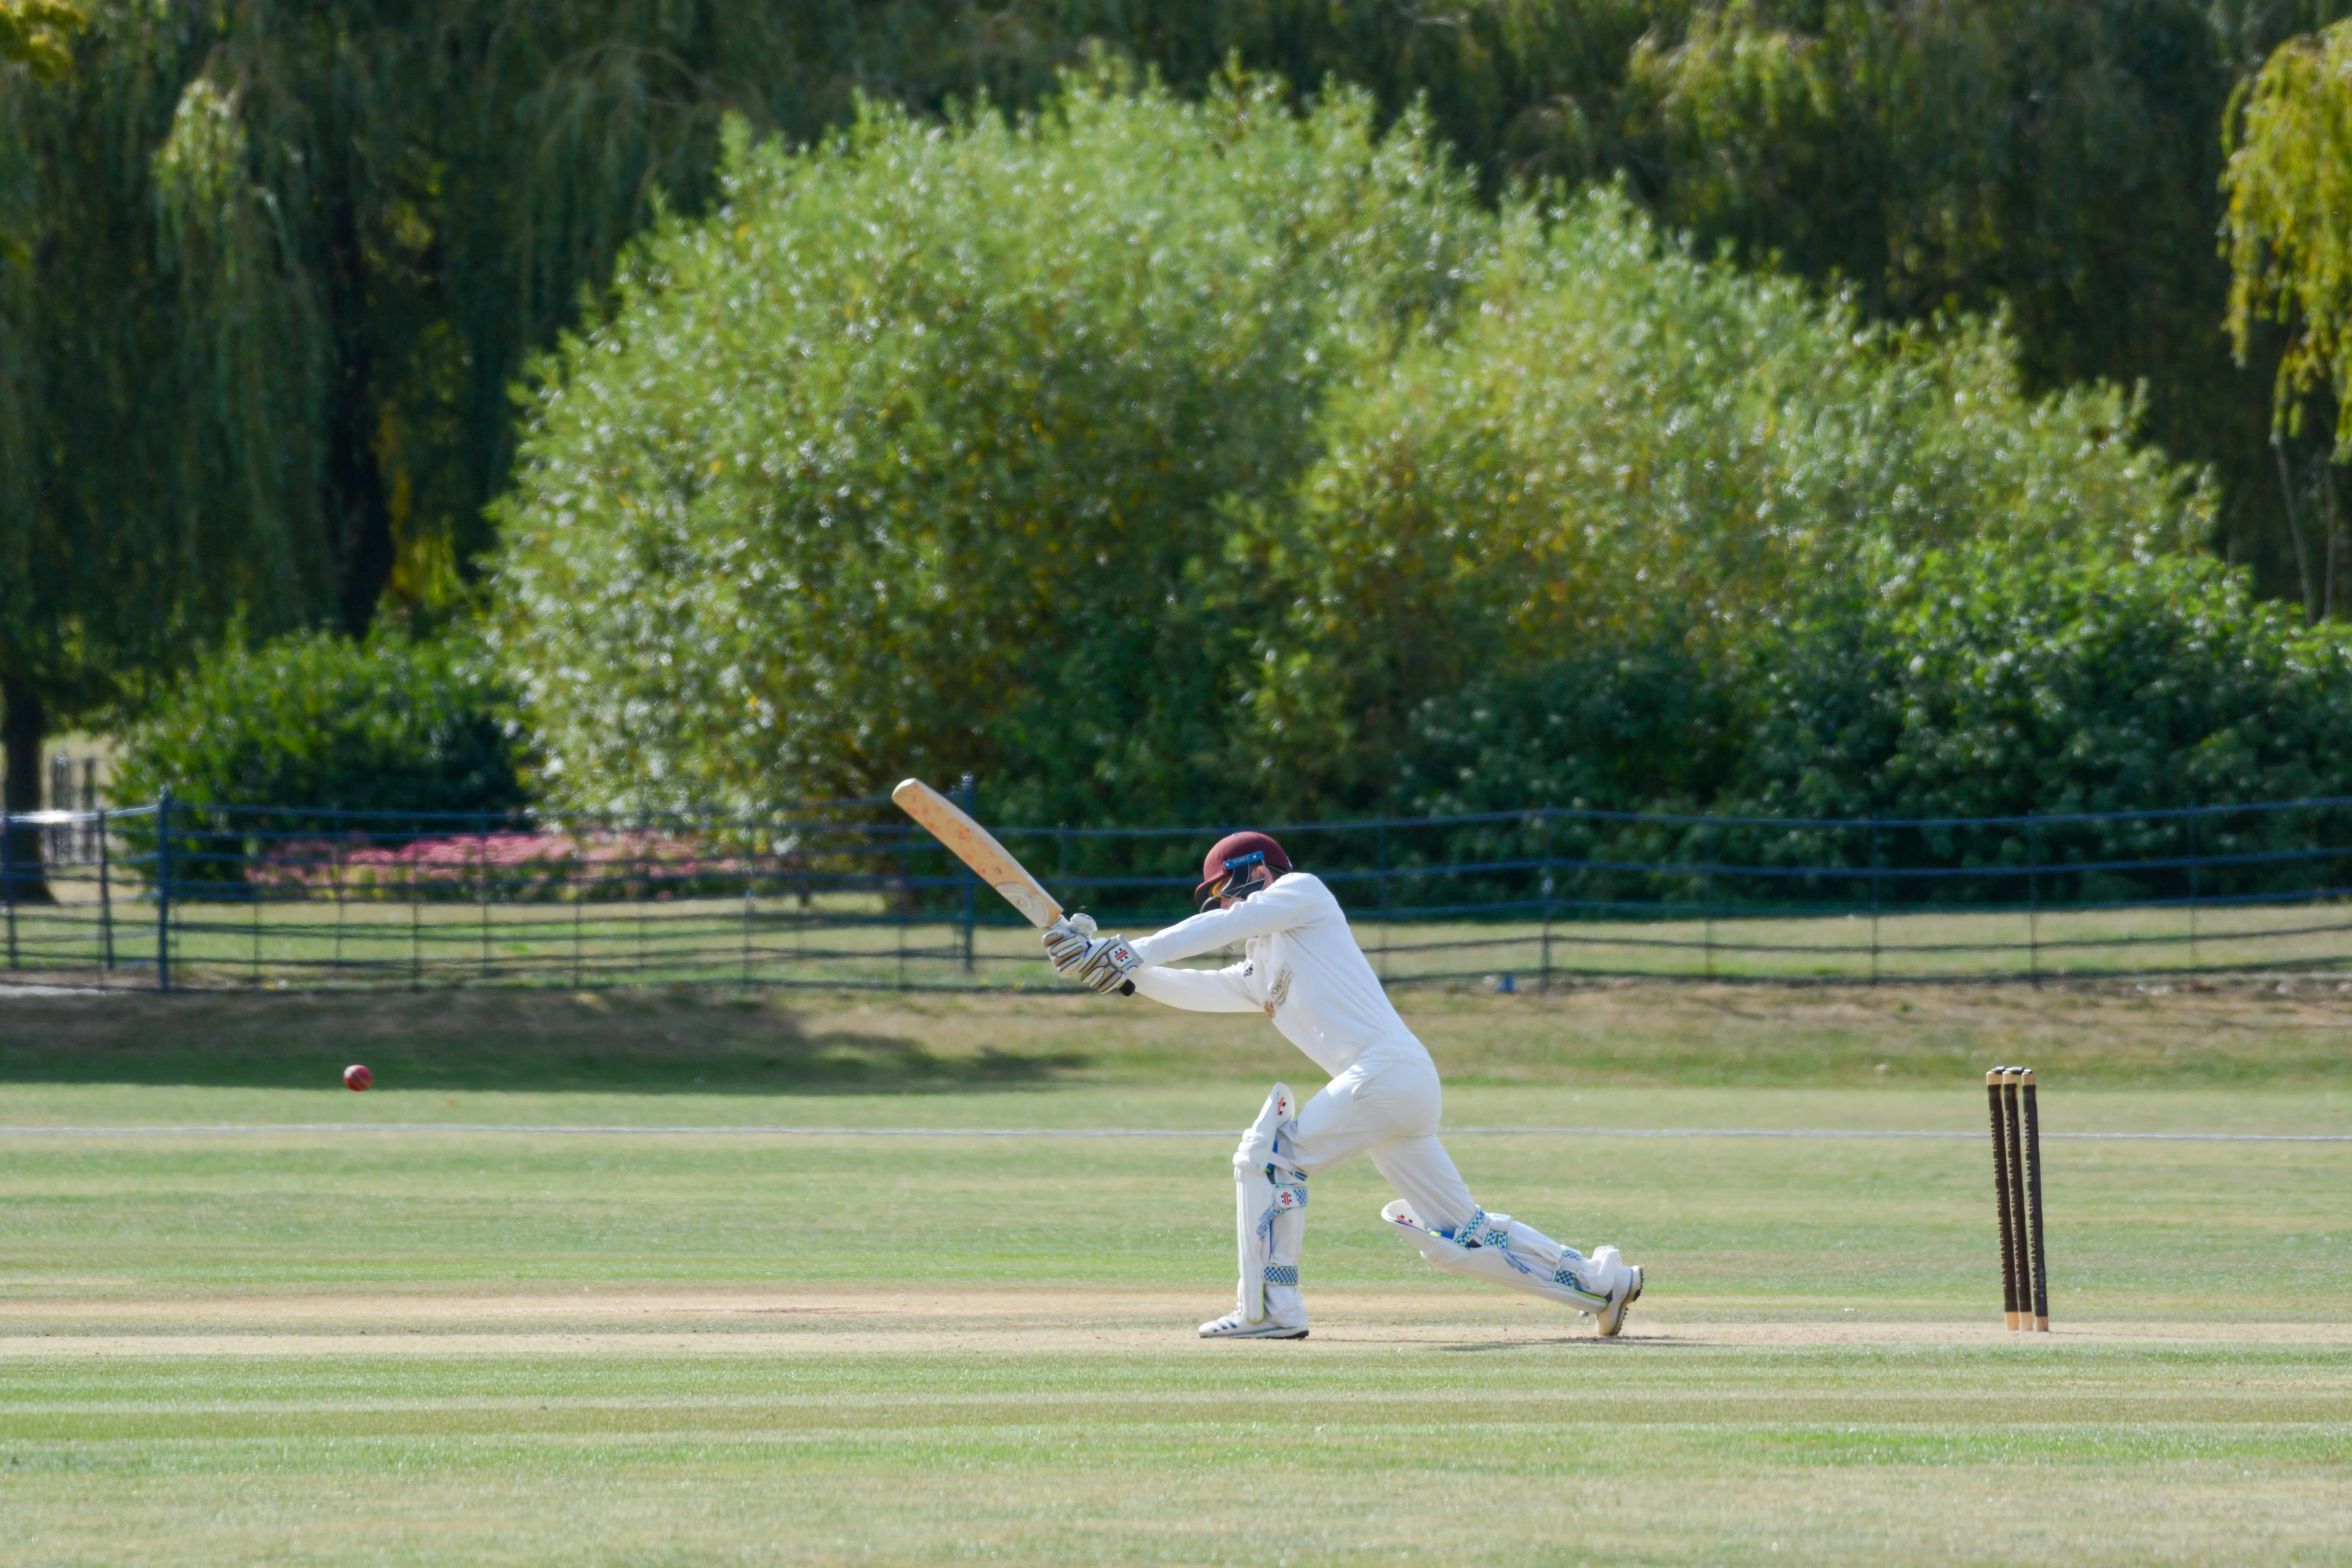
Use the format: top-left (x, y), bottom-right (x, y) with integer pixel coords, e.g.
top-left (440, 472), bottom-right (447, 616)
top-left (1120, 980), bottom-right (1135, 997)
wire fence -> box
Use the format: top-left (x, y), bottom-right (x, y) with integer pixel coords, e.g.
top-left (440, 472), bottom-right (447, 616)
top-left (6, 791), bottom-right (2352, 991)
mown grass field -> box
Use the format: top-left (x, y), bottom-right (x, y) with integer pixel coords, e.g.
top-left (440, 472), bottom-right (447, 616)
top-left (2, 985), bottom-right (2348, 1564)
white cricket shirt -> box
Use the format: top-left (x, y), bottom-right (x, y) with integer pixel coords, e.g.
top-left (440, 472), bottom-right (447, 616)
top-left (1127, 871), bottom-right (1430, 1079)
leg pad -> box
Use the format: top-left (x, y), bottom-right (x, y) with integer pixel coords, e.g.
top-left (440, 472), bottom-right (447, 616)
top-left (1236, 1085), bottom-right (1308, 1325)
top-left (1382, 1200), bottom-right (1613, 1313)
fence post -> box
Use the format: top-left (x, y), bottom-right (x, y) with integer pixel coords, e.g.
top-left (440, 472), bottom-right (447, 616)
top-left (477, 817), bottom-right (491, 982)
top-left (2026, 816), bottom-right (2041, 987)
top-left (741, 835), bottom-right (755, 988)
top-left (1376, 820), bottom-right (1391, 982)
top-left (1702, 822), bottom-right (1716, 980)
top-left (2187, 807), bottom-right (2200, 971)
top-left (156, 791), bottom-right (173, 993)
top-left (1539, 810), bottom-right (1553, 995)
top-left (98, 806), bottom-right (112, 973)
top-left (957, 773), bottom-right (977, 975)
top-left (1868, 820), bottom-right (1881, 984)
top-left (634, 822), bottom-right (648, 979)
top-left (2, 797), bottom-right (15, 971)
top-left (48, 753), bottom-right (66, 864)
top-left (893, 825), bottom-right (908, 989)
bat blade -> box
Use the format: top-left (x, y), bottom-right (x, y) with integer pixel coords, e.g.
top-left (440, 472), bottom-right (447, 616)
top-left (891, 778), bottom-right (1063, 928)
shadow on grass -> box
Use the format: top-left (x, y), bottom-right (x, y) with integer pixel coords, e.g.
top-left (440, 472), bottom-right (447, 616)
top-left (0, 987), bottom-right (1090, 1093)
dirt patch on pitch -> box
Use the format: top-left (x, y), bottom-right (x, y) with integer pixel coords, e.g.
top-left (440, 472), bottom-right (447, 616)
top-left (2, 1285), bottom-right (2345, 1356)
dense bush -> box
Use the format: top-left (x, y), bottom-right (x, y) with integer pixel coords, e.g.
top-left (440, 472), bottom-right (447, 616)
top-left (493, 65), bottom-right (1483, 824)
top-left (1255, 193), bottom-right (2210, 811)
top-left (114, 632), bottom-right (526, 826)
top-left (1387, 546), bottom-right (2352, 904)
top-left (1742, 548), bottom-right (2352, 823)
top-left (1710, 546), bottom-right (2352, 897)
top-left (1393, 626), bottom-right (1736, 818)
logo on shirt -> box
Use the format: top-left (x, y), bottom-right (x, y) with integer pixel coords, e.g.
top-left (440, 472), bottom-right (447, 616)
top-left (1263, 964), bottom-right (1294, 1018)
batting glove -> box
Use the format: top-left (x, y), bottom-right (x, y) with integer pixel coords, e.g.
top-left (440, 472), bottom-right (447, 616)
top-left (1075, 933), bottom-right (1143, 995)
top-left (1042, 913), bottom-right (1096, 975)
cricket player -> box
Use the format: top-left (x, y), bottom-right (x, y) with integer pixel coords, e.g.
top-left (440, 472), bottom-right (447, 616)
top-left (1043, 832), bottom-right (1643, 1341)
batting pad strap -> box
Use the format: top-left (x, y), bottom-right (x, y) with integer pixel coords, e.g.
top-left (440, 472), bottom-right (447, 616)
top-left (1551, 1265), bottom-right (1608, 1307)
top-left (1263, 1265), bottom-right (1299, 1287)
top-left (1440, 1209), bottom-right (1510, 1250)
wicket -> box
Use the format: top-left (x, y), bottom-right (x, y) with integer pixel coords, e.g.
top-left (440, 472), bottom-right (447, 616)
top-left (1985, 1066), bottom-right (2050, 1331)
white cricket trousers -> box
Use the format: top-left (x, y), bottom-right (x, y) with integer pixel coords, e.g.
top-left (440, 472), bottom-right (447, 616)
top-left (1284, 1045), bottom-right (1477, 1234)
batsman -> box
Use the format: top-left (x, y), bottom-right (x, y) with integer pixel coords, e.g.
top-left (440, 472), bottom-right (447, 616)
top-left (1044, 832), bottom-right (1644, 1340)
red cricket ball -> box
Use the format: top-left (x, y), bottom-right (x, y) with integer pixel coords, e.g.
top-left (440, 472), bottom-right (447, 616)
top-left (343, 1064), bottom-right (372, 1092)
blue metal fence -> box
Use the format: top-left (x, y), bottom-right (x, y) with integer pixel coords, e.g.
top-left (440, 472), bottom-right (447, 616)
top-left (5, 792), bottom-right (2352, 990)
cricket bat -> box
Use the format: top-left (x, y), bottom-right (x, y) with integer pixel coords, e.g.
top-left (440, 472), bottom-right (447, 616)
top-left (891, 778), bottom-right (1063, 928)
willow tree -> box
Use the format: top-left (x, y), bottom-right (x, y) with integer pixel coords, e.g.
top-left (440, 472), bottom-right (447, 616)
top-left (0, 0), bottom-right (837, 890)
top-left (0, 5), bottom-right (332, 896)
top-left (1612, 0), bottom-right (2345, 606)
top-left (0, 0), bottom-right (80, 77)
top-left (2229, 19), bottom-right (2352, 455)
top-left (2225, 18), bottom-right (2352, 621)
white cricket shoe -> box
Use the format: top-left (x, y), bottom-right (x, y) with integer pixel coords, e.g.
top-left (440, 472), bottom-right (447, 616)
top-left (1198, 1310), bottom-right (1309, 1341)
top-left (1588, 1245), bottom-right (1644, 1338)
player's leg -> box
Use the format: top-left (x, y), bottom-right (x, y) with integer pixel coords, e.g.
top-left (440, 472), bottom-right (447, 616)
top-left (1199, 1063), bottom-right (1396, 1341)
top-left (1373, 1129), bottom-right (1644, 1334)
top-left (1198, 1083), bottom-right (1314, 1339)
top-left (1338, 1052), bottom-right (1640, 1321)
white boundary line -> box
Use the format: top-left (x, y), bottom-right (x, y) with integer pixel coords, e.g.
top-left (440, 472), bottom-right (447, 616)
top-left (0, 1123), bottom-right (2345, 1142)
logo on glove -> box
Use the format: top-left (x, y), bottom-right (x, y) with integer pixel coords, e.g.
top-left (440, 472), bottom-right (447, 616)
top-left (1040, 915), bottom-right (1143, 995)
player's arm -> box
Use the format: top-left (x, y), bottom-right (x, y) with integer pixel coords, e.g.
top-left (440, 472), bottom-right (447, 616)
top-left (1128, 875), bottom-right (1322, 967)
top-left (1044, 876), bottom-right (1320, 996)
top-left (1129, 962), bottom-right (1260, 1013)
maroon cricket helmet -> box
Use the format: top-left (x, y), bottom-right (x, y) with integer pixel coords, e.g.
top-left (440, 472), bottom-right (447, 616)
top-left (1194, 831), bottom-right (1293, 911)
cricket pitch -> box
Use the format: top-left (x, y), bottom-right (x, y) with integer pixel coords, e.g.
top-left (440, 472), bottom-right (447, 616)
top-left (2, 1070), bottom-right (2347, 1564)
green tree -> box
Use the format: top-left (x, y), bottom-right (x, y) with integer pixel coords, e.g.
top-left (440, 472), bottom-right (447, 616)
top-left (1, 5), bottom-right (337, 897)
top-left (24, 0), bottom-right (2342, 650)
top-left (1615, 0), bottom-right (2344, 610)
top-left (1, 0), bottom-right (839, 890)
top-left (2224, 17), bottom-right (2352, 621)
top-left (8, 0), bottom-right (2349, 860)
top-left (491, 67), bottom-right (1484, 822)
top-left (1252, 192), bottom-right (2211, 814)
top-left (0, 0), bottom-right (74, 891)
top-left (16, 1), bottom-right (1587, 660)
top-left (0, 0), bottom-right (81, 80)
top-left (495, 98), bottom-right (2257, 829)
top-left (9, 1), bottom-right (2345, 697)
